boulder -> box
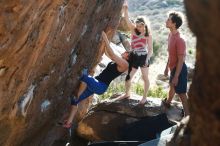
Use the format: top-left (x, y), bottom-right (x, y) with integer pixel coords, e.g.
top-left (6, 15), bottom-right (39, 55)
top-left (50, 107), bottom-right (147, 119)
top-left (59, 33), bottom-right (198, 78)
top-left (0, 1), bottom-right (123, 145)
top-left (185, 0), bottom-right (220, 145)
top-left (77, 95), bottom-right (183, 141)
top-left (167, 116), bottom-right (190, 146)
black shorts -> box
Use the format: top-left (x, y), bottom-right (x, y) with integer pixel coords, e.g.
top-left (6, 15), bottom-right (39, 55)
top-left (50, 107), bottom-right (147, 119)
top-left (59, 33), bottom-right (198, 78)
top-left (130, 52), bottom-right (148, 69)
top-left (169, 63), bottom-right (188, 94)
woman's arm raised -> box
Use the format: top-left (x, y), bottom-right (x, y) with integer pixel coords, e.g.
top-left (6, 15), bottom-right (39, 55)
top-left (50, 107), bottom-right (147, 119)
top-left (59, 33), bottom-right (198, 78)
top-left (123, 1), bottom-right (135, 31)
top-left (102, 32), bottom-right (128, 72)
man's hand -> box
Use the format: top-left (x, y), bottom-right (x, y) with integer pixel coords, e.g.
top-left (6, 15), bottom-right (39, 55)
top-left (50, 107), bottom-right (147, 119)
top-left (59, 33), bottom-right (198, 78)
top-left (172, 76), bottom-right (179, 86)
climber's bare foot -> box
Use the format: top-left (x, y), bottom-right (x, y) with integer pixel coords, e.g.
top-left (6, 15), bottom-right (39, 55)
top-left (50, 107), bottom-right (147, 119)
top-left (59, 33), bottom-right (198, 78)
top-left (138, 97), bottom-right (148, 105)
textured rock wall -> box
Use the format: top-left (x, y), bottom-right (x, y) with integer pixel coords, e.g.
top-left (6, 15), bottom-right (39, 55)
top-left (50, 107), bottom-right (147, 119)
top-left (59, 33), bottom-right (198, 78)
top-left (0, 0), bottom-right (123, 145)
top-left (185, 0), bottom-right (220, 145)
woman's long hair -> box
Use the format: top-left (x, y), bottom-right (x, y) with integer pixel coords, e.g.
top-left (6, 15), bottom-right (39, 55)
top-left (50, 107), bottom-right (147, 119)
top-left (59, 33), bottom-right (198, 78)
top-left (125, 52), bottom-right (134, 81)
top-left (134, 17), bottom-right (150, 37)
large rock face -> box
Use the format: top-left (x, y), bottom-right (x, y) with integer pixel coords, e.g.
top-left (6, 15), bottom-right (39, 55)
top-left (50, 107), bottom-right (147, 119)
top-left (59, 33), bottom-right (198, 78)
top-left (184, 0), bottom-right (220, 146)
top-left (0, 0), bottom-right (123, 146)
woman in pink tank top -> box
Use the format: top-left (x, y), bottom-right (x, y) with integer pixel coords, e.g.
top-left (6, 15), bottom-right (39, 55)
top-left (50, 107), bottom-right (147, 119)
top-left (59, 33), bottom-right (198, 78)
top-left (117, 1), bottom-right (153, 104)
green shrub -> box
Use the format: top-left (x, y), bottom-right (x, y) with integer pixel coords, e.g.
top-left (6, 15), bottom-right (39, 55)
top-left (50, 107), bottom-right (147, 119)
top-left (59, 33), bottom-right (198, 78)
top-left (147, 86), bottom-right (167, 98)
top-left (188, 48), bottom-right (194, 55)
top-left (99, 81), bottom-right (167, 100)
top-left (151, 40), bottom-right (162, 62)
top-left (99, 82), bottom-right (125, 100)
top-left (134, 83), bottom-right (167, 98)
top-left (133, 83), bottom-right (145, 96)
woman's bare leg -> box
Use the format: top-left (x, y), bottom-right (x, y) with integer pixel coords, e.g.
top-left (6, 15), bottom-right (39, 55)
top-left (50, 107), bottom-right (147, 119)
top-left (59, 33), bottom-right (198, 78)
top-left (139, 67), bottom-right (150, 104)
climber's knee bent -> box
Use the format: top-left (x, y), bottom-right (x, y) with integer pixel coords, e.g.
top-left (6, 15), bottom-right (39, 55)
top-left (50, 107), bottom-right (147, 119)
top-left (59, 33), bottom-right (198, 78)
top-left (70, 87), bottom-right (93, 105)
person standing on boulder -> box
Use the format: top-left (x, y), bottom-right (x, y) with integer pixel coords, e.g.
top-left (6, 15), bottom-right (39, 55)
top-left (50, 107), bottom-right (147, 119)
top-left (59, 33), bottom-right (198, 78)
top-left (61, 31), bottom-right (129, 128)
top-left (162, 12), bottom-right (190, 116)
top-left (118, 1), bottom-right (153, 104)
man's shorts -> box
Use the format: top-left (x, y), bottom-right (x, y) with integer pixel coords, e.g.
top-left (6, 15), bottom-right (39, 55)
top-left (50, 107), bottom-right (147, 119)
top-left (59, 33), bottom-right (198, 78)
top-left (169, 63), bottom-right (188, 94)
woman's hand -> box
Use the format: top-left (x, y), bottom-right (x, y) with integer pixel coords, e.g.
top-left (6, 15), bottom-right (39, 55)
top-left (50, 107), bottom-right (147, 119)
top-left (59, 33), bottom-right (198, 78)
top-left (123, 4), bottom-right (128, 11)
top-left (122, 0), bottom-right (135, 30)
top-left (144, 58), bottom-right (150, 67)
top-left (172, 76), bottom-right (179, 86)
top-left (123, 0), bottom-right (128, 9)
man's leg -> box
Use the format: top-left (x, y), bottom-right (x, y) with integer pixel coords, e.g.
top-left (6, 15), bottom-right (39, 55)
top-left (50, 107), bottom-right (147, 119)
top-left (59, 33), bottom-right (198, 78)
top-left (167, 84), bottom-right (175, 103)
top-left (162, 83), bottom-right (175, 108)
top-left (163, 66), bottom-right (176, 107)
top-left (178, 93), bottom-right (190, 116)
top-left (175, 64), bottom-right (189, 116)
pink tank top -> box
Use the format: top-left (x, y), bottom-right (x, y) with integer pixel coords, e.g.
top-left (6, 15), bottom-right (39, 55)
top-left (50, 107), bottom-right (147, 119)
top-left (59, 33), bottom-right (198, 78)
top-left (131, 34), bottom-right (147, 50)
